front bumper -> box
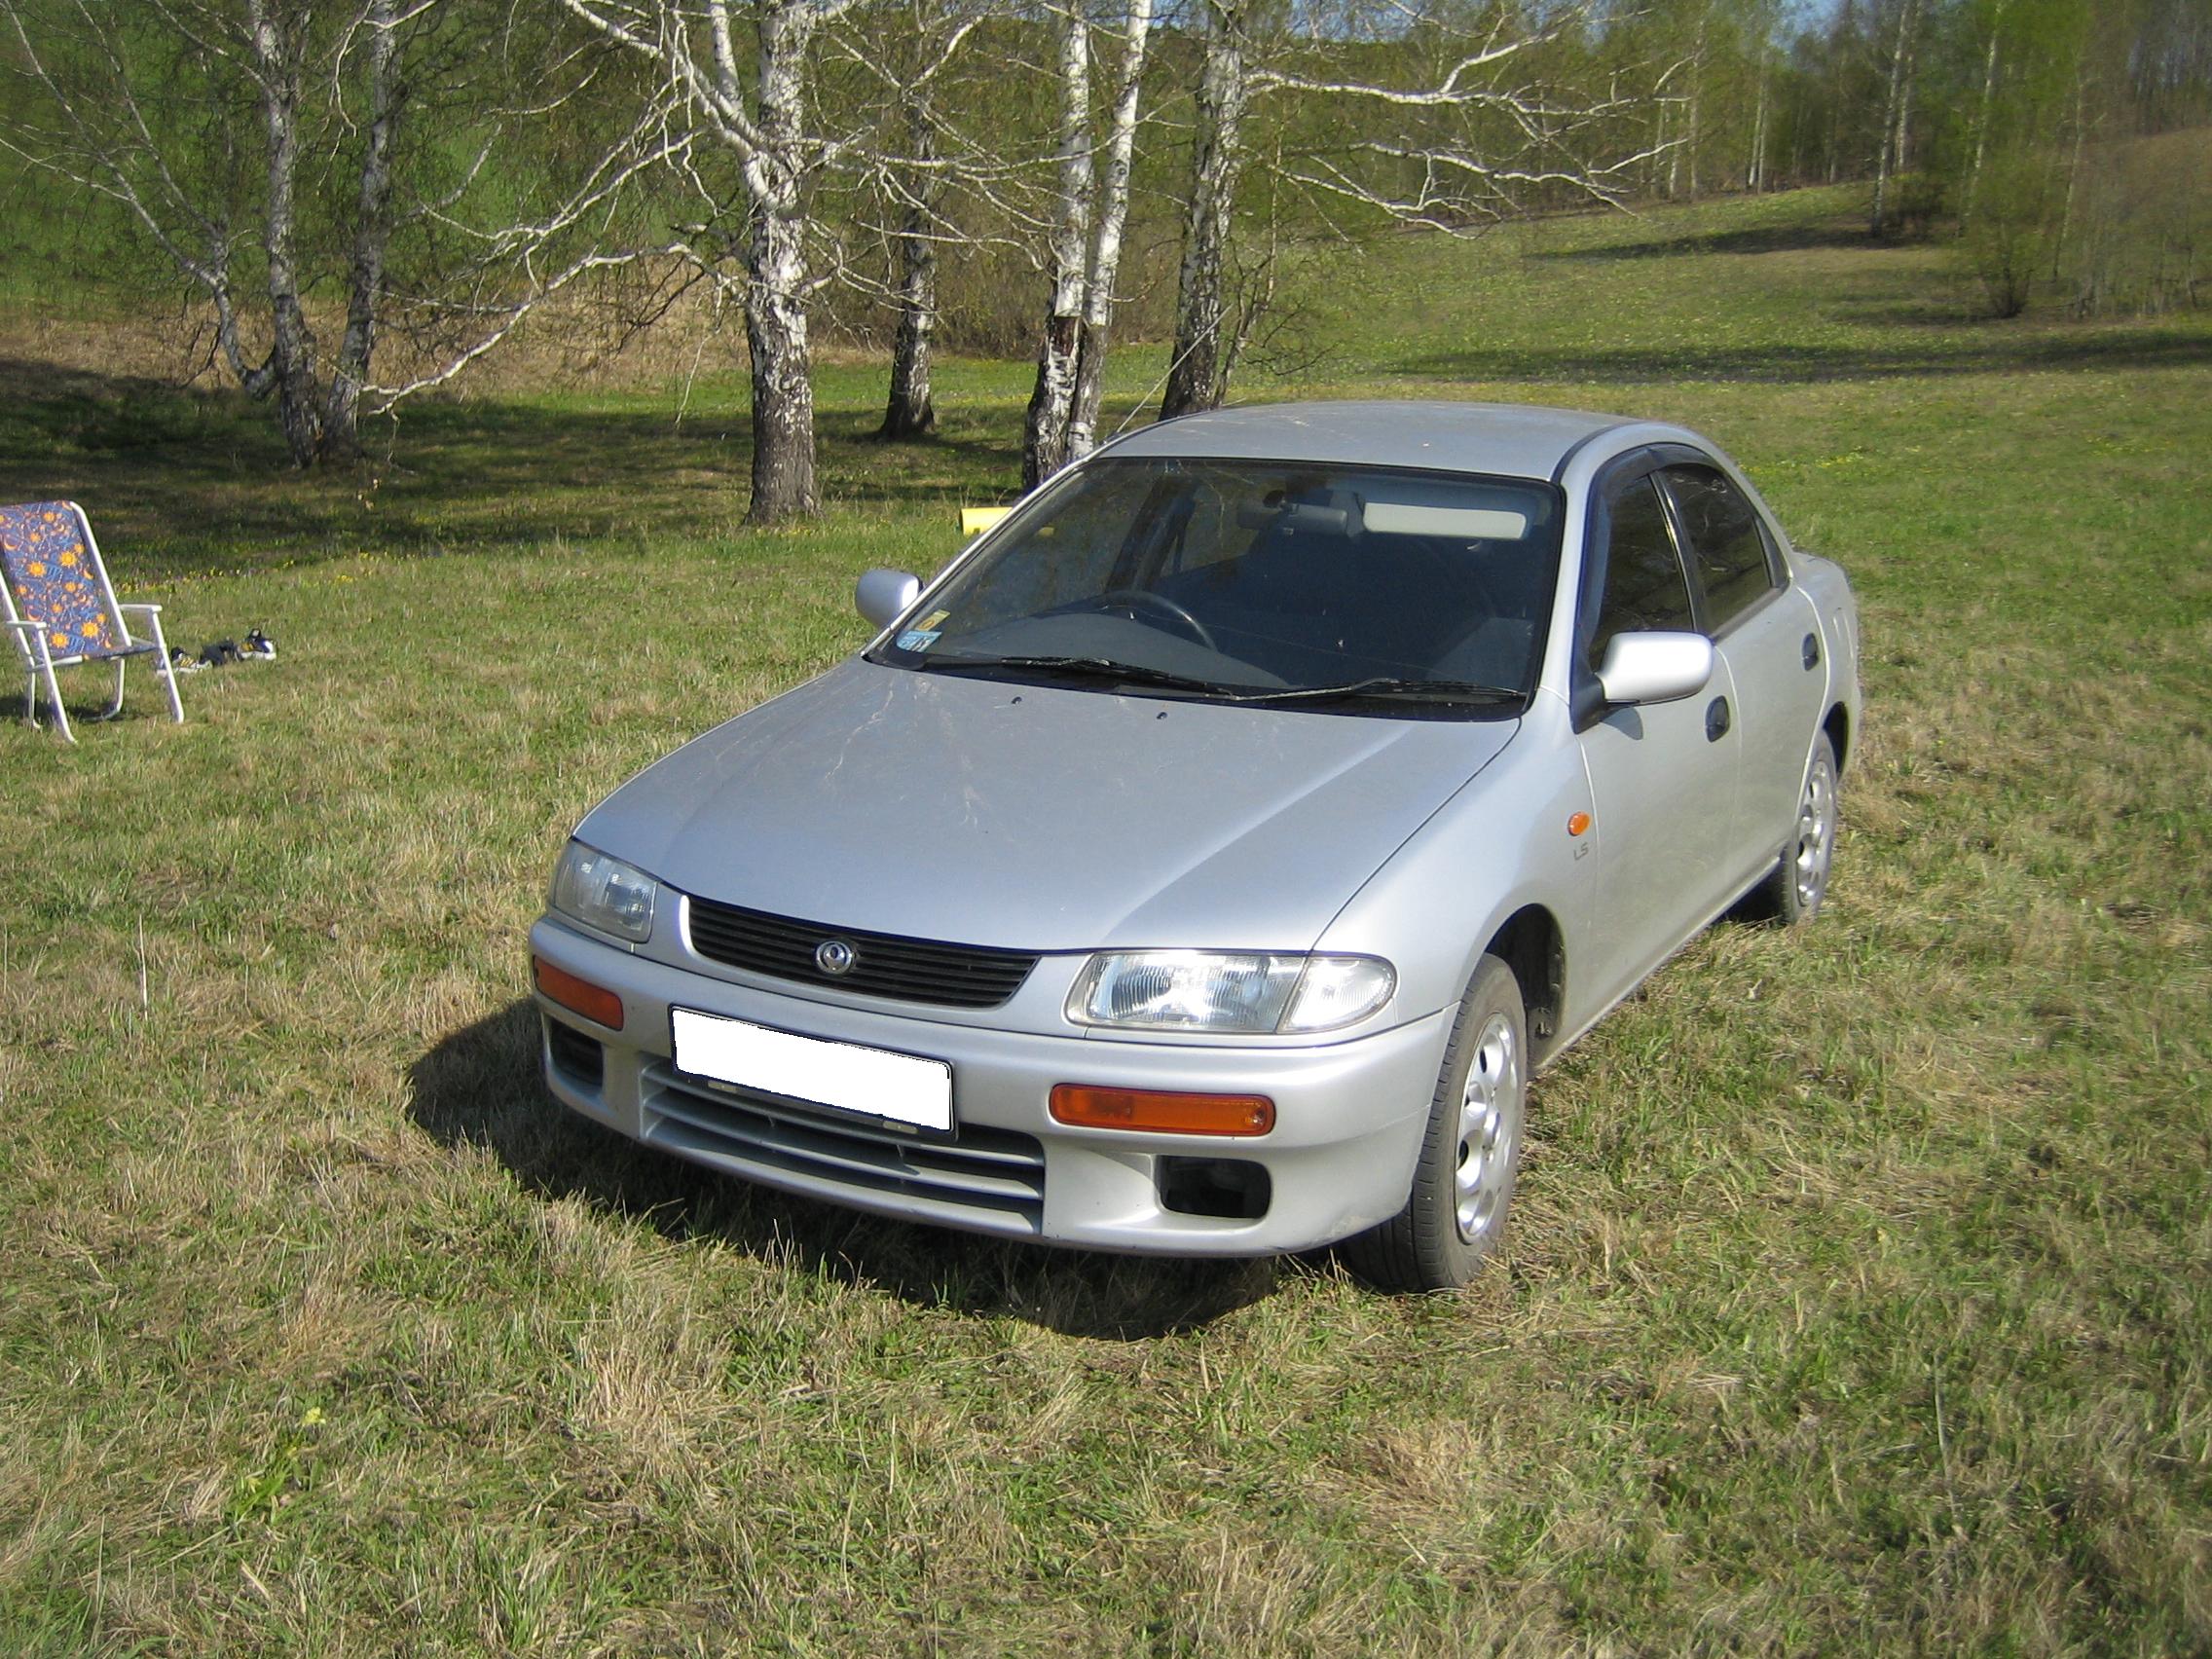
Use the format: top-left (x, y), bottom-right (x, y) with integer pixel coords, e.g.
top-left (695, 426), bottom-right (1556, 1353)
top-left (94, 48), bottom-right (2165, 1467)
top-left (529, 917), bottom-right (1447, 1256)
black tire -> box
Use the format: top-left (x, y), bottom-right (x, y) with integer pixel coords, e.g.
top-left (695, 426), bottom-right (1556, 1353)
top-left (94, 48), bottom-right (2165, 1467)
top-left (1756, 731), bottom-right (1839, 925)
top-left (1342, 954), bottom-right (1527, 1293)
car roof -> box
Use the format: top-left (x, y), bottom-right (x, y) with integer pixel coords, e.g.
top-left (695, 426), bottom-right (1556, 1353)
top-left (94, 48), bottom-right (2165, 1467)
top-left (1101, 400), bottom-right (1647, 482)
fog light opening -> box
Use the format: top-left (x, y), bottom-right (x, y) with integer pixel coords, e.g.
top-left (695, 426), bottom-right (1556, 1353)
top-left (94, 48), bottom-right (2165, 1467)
top-left (534, 957), bottom-right (625, 1031)
top-left (1158, 1157), bottom-right (1272, 1221)
top-left (544, 1016), bottom-right (607, 1088)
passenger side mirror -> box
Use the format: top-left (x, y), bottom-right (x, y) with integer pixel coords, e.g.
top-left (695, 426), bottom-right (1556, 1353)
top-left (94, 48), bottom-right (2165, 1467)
top-left (1596, 631), bottom-right (1714, 707)
top-left (856, 568), bottom-right (921, 630)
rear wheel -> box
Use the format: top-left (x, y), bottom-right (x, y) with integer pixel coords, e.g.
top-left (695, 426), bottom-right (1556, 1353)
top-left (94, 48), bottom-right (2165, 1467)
top-left (1758, 731), bottom-right (1839, 925)
top-left (1343, 955), bottom-right (1526, 1293)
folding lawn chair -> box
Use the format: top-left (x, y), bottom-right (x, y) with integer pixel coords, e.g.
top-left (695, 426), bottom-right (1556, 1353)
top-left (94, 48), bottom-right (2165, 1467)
top-left (0, 500), bottom-right (184, 743)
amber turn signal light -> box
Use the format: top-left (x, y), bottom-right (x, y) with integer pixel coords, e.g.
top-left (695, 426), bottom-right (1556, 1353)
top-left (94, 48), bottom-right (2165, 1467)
top-left (1050, 1085), bottom-right (1274, 1136)
top-left (534, 957), bottom-right (625, 1031)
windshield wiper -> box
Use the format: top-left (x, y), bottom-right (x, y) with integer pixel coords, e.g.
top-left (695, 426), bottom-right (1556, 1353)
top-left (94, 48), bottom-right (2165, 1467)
top-left (1234, 677), bottom-right (1528, 709)
top-left (912, 655), bottom-right (1520, 711)
top-left (917, 654), bottom-right (1239, 696)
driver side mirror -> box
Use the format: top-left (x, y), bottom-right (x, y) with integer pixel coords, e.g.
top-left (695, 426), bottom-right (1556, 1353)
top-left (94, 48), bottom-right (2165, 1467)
top-left (1596, 631), bottom-right (1714, 707)
top-left (856, 568), bottom-right (920, 630)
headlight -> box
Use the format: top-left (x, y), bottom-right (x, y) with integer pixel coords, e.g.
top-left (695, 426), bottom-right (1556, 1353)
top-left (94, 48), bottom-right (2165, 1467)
top-left (548, 840), bottom-right (657, 943)
top-left (1067, 951), bottom-right (1394, 1034)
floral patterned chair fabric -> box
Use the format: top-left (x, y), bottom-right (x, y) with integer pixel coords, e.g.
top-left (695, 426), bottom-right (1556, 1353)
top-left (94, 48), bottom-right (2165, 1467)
top-left (1, 500), bottom-right (184, 742)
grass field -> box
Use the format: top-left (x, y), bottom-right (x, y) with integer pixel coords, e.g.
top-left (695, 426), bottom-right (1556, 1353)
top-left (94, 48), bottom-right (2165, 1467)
top-left (2, 186), bottom-right (2208, 1654)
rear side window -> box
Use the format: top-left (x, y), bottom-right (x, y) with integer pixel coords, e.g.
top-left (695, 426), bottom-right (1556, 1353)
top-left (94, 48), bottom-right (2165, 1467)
top-left (1587, 476), bottom-right (1693, 667)
top-left (1664, 464), bottom-right (1778, 630)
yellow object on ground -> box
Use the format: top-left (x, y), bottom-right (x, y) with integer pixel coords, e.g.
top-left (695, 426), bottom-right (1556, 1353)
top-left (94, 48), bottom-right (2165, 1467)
top-left (960, 506), bottom-right (1013, 537)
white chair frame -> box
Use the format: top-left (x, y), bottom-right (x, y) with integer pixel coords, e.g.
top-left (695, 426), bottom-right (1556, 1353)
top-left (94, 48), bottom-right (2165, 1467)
top-left (1, 502), bottom-right (185, 744)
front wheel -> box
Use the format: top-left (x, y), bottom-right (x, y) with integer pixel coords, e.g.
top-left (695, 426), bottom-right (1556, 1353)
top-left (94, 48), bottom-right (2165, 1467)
top-left (1342, 955), bottom-right (1527, 1293)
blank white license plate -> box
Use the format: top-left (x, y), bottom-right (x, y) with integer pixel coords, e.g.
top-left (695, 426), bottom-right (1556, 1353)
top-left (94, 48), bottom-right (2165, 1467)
top-left (670, 1008), bottom-right (952, 1133)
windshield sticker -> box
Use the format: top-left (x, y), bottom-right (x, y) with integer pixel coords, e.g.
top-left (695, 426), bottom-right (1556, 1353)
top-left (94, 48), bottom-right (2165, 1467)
top-left (896, 628), bottom-right (941, 652)
top-left (919, 609), bottom-right (951, 630)
top-left (1363, 502), bottom-right (1530, 540)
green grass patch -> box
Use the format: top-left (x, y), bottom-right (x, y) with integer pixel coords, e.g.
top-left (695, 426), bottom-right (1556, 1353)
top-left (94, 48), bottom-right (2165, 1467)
top-left (1, 187), bottom-right (2207, 1653)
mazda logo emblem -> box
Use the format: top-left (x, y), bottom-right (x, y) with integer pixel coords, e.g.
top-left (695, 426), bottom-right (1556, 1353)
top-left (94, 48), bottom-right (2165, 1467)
top-left (814, 939), bottom-right (857, 977)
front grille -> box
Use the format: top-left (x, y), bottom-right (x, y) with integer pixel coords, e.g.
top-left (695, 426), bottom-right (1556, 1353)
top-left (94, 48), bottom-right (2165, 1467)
top-left (684, 896), bottom-right (1038, 1010)
top-left (642, 1062), bottom-right (1046, 1235)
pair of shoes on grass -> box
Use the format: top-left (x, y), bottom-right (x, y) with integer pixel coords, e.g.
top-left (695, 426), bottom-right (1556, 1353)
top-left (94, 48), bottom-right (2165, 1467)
top-left (167, 628), bottom-right (277, 675)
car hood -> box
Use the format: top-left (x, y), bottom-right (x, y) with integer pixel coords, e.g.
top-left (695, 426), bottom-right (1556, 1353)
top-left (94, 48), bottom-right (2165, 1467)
top-left (577, 659), bottom-right (1517, 951)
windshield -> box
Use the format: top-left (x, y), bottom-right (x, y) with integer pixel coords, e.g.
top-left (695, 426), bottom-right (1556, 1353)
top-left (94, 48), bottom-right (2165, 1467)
top-left (871, 457), bottom-right (1564, 716)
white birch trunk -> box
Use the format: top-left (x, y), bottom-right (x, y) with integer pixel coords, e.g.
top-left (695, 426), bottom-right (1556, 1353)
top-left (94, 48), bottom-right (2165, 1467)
top-left (1749, 53), bottom-right (1769, 193)
top-left (1022, 5), bottom-right (1093, 490)
top-left (1962, 0), bottom-right (2006, 233)
top-left (878, 93), bottom-right (939, 441)
top-left (1066, 0), bottom-right (1154, 465)
top-left (248, 0), bottom-right (320, 466)
top-left (324, 0), bottom-right (401, 461)
top-left (741, 0), bottom-right (820, 522)
top-left (1871, 0), bottom-right (1919, 236)
top-left (1160, 0), bottom-right (1246, 421)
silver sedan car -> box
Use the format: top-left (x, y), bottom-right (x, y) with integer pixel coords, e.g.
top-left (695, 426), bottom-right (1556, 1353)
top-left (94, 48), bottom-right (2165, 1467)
top-left (530, 402), bottom-right (1859, 1291)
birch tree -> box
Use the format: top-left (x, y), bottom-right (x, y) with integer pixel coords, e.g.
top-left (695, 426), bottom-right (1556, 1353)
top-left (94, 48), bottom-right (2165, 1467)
top-left (1020, 1), bottom-right (1094, 485)
top-left (835, 0), bottom-right (1050, 445)
top-left (1159, 0), bottom-right (1247, 421)
top-left (560, 0), bottom-right (865, 522)
top-left (875, 76), bottom-right (946, 437)
top-left (0, 0), bottom-right (675, 468)
top-left (1160, 1), bottom-right (1676, 420)
top-left (1869, 0), bottom-right (1924, 235)
top-left (1020, 0), bottom-right (1153, 485)
top-left (1063, 0), bottom-right (1152, 463)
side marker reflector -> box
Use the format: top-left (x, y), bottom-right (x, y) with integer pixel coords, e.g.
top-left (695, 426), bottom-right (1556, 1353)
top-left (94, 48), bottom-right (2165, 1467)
top-left (1567, 811), bottom-right (1593, 837)
top-left (534, 957), bottom-right (625, 1031)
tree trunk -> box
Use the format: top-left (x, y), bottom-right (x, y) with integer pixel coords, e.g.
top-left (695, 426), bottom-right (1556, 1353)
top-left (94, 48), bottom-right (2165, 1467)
top-left (878, 96), bottom-right (938, 441)
top-left (1066, 0), bottom-right (1154, 464)
top-left (1961, 6), bottom-right (2004, 234)
top-left (1022, 6), bottom-right (1092, 490)
top-left (323, 0), bottom-right (401, 462)
top-left (2053, 70), bottom-right (2089, 286)
top-left (249, 0), bottom-right (319, 467)
top-left (743, 0), bottom-right (819, 524)
top-left (1160, 0), bottom-right (1246, 422)
top-left (1871, 0), bottom-right (1919, 237)
top-left (1684, 9), bottom-right (1708, 200)
top-left (1894, 12), bottom-right (1917, 179)
top-left (745, 195), bottom-right (818, 523)
top-left (1749, 54), bottom-right (1769, 194)
top-left (879, 206), bottom-right (938, 440)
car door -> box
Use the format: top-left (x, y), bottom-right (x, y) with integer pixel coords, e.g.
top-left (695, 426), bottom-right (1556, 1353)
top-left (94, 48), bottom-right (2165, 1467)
top-left (1657, 459), bottom-right (1828, 882)
top-left (1571, 459), bottom-right (1744, 1009)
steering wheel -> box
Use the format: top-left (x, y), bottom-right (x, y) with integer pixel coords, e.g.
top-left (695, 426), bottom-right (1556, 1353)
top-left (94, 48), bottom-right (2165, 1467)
top-left (1098, 588), bottom-right (1217, 650)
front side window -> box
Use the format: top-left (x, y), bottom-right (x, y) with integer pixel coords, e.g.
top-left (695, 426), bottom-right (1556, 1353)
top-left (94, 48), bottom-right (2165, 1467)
top-left (1585, 475), bottom-right (1694, 669)
top-left (871, 458), bottom-right (1565, 716)
top-left (1663, 463), bottom-right (1778, 631)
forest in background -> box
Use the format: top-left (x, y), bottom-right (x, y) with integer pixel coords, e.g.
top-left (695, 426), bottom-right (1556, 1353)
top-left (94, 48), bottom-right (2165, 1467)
top-left (0, 0), bottom-right (2206, 518)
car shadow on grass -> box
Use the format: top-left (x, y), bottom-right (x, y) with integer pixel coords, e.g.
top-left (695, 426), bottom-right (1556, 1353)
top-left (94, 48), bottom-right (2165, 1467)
top-left (407, 999), bottom-right (1287, 1340)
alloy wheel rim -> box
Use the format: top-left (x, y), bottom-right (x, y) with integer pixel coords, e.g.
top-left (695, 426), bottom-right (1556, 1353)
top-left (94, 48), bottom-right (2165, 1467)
top-left (1455, 1012), bottom-right (1522, 1243)
top-left (1794, 756), bottom-right (1837, 911)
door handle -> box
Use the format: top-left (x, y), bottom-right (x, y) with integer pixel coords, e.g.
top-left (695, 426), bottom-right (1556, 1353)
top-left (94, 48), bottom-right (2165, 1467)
top-left (1802, 632), bottom-right (1821, 670)
top-left (1706, 696), bottom-right (1731, 742)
